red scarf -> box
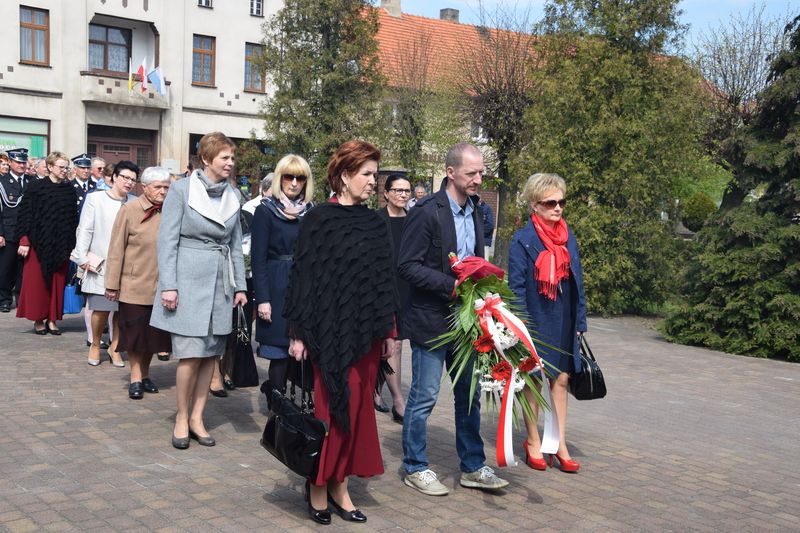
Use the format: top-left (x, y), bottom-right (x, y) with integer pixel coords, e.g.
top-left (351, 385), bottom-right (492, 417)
top-left (142, 203), bottom-right (162, 223)
top-left (531, 213), bottom-right (571, 301)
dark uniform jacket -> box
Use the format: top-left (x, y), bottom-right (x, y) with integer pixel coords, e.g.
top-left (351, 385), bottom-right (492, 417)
top-left (72, 177), bottom-right (96, 211)
top-left (0, 172), bottom-right (29, 242)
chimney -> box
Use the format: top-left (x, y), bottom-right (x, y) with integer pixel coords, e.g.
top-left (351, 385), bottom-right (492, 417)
top-left (381, 0), bottom-right (401, 17)
top-left (440, 8), bottom-right (459, 22)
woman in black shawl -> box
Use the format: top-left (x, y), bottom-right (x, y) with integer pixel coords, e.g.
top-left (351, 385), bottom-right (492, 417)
top-left (285, 140), bottom-right (398, 525)
top-left (16, 151), bottom-right (78, 334)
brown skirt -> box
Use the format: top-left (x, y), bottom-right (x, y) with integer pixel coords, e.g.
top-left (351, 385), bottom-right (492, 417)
top-left (117, 302), bottom-right (172, 354)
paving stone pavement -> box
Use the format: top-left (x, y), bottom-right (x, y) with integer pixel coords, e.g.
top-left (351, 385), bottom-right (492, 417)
top-left (1, 311), bottom-right (799, 532)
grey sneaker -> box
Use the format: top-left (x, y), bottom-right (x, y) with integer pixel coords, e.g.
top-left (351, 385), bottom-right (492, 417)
top-left (459, 466), bottom-right (509, 491)
top-left (404, 469), bottom-right (449, 496)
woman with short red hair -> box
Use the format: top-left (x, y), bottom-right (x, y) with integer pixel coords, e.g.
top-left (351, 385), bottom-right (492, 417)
top-left (284, 140), bottom-right (398, 525)
top-left (150, 131), bottom-right (248, 450)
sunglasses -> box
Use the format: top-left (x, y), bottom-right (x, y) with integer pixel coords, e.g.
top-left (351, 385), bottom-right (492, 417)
top-left (538, 199), bottom-right (567, 209)
top-left (282, 174), bottom-right (307, 183)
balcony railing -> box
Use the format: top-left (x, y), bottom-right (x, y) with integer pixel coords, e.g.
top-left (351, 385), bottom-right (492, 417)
top-left (79, 70), bottom-right (169, 109)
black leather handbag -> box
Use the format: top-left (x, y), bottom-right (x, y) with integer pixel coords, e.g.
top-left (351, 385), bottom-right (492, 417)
top-left (569, 335), bottom-right (607, 400)
top-left (260, 378), bottom-right (328, 478)
top-left (230, 305), bottom-right (259, 387)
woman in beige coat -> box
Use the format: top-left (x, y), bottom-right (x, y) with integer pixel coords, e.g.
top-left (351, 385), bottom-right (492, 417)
top-left (105, 167), bottom-right (173, 400)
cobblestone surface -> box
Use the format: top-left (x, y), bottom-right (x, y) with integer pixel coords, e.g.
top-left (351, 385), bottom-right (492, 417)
top-left (1, 312), bottom-right (799, 532)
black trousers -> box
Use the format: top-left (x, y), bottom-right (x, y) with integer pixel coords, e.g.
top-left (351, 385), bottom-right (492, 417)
top-left (0, 241), bottom-right (22, 306)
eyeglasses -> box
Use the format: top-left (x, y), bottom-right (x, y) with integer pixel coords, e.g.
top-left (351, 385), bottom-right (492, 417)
top-left (282, 174), bottom-right (307, 183)
top-left (388, 188), bottom-right (412, 195)
top-left (117, 175), bottom-right (139, 184)
top-left (538, 199), bottom-right (566, 209)
top-left (54, 165), bottom-right (69, 170)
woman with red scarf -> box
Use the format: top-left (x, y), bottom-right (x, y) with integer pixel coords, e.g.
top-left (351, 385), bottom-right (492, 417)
top-left (508, 173), bottom-right (587, 473)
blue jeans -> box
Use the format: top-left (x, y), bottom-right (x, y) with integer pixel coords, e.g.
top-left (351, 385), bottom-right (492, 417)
top-left (402, 342), bottom-right (485, 474)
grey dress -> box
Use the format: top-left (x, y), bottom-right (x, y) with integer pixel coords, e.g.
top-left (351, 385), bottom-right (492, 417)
top-left (149, 172), bottom-right (246, 359)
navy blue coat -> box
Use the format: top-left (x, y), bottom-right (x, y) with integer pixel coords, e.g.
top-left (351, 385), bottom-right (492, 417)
top-left (251, 201), bottom-right (302, 350)
top-left (398, 187), bottom-right (484, 347)
top-left (508, 219), bottom-right (587, 373)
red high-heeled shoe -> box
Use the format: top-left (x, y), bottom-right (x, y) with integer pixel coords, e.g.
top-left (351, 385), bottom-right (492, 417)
top-left (523, 441), bottom-right (548, 471)
top-left (549, 452), bottom-right (580, 473)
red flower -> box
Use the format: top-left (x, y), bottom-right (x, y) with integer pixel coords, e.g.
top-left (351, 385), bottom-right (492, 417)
top-left (518, 358), bottom-right (537, 373)
top-left (449, 254), bottom-right (505, 286)
top-left (473, 334), bottom-right (495, 353)
top-left (491, 361), bottom-right (512, 382)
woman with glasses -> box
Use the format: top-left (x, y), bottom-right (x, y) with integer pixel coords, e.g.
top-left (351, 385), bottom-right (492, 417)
top-left (508, 173), bottom-right (587, 473)
top-left (71, 160), bottom-right (139, 366)
top-left (15, 152), bottom-right (78, 334)
top-left (374, 173), bottom-right (411, 423)
top-left (252, 154), bottom-right (314, 394)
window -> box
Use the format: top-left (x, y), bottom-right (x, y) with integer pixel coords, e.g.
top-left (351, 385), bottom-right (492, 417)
top-left (192, 35), bottom-right (215, 86)
top-left (244, 43), bottom-right (264, 92)
top-left (198, 0), bottom-right (212, 7)
top-left (19, 6), bottom-right (49, 66)
top-left (88, 24), bottom-right (132, 73)
top-left (250, 0), bottom-right (263, 16)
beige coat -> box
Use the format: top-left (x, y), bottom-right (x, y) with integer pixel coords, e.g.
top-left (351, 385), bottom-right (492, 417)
top-left (105, 195), bottom-right (162, 305)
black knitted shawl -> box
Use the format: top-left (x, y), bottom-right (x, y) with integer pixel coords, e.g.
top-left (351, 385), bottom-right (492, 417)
top-left (283, 202), bottom-right (398, 433)
top-left (16, 178), bottom-right (78, 288)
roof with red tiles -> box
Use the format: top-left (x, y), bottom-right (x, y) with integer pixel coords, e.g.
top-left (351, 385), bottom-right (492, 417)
top-left (375, 7), bottom-right (532, 91)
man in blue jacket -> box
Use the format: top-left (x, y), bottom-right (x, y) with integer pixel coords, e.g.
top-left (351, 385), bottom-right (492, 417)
top-left (398, 142), bottom-right (509, 496)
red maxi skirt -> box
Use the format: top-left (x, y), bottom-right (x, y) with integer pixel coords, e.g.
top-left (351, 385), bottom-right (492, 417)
top-left (311, 339), bottom-right (384, 485)
top-left (16, 247), bottom-right (68, 322)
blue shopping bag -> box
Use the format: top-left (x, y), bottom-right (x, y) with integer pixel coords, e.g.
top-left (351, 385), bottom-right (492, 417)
top-left (63, 282), bottom-right (84, 314)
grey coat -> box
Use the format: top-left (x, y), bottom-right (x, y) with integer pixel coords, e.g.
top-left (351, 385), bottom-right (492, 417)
top-left (150, 174), bottom-right (246, 337)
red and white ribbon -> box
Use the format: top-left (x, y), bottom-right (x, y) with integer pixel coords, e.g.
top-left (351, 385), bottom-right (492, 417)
top-left (475, 294), bottom-right (560, 467)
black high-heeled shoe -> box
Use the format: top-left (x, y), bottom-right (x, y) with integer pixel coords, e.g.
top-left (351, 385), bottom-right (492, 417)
top-left (327, 494), bottom-right (367, 523)
top-left (210, 388), bottom-right (228, 398)
top-left (46, 322), bottom-right (61, 335)
top-left (305, 481), bottom-right (331, 525)
top-left (223, 378), bottom-right (236, 391)
top-left (392, 406), bottom-right (404, 424)
top-left (34, 322), bottom-right (48, 335)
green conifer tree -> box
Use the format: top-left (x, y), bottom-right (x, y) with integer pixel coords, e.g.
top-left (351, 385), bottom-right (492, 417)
top-left (663, 16), bottom-right (800, 361)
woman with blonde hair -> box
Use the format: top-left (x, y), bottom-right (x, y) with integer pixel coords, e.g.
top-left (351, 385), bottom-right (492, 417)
top-left (15, 152), bottom-right (78, 334)
top-left (508, 173), bottom-right (587, 473)
top-left (252, 154), bottom-right (314, 394)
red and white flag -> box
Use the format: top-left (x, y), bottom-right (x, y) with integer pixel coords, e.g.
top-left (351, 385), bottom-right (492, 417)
top-left (136, 57), bottom-right (148, 93)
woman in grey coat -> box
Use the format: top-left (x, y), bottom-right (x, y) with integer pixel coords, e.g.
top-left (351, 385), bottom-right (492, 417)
top-left (150, 132), bottom-right (247, 450)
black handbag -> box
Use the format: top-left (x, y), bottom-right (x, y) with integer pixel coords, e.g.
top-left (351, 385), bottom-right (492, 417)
top-left (569, 335), bottom-right (607, 400)
top-left (260, 370), bottom-right (328, 478)
top-left (230, 305), bottom-right (259, 387)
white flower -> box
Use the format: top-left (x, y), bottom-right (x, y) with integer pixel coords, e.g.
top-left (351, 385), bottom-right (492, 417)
top-left (479, 375), bottom-right (505, 393)
top-left (494, 323), bottom-right (519, 350)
